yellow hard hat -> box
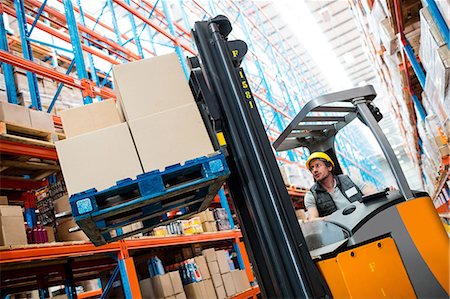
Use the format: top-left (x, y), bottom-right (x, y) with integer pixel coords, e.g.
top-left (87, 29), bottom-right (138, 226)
top-left (306, 152), bottom-right (335, 170)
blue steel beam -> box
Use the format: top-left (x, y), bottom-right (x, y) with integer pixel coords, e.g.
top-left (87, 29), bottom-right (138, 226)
top-left (27, 0), bottom-right (48, 36)
top-left (107, 0), bottom-right (122, 44)
top-left (424, 0), bottom-right (449, 45)
top-left (62, 0), bottom-right (92, 104)
top-left (403, 38), bottom-right (426, 89)
top-left (124, 0), bottom-right (144, 58)
top-left (0, 6), bottom-right (18, 104)
top-left (47, 59), bottom-right (76, 113)
top-left (14, 0), bottom-right (42, 110)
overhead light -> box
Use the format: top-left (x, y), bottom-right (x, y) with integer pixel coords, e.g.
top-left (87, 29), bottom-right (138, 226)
top-left (274, 1), bottom-right (354, 91)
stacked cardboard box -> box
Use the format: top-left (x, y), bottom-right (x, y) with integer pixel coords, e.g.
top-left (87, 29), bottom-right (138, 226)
top-left (140, 271), bottom-right (187, 299)
top-left (195, 209), bottom-right (217, 233)
top-left (0, 205), bottom-right (27, 246)
top-left (112, 52), bottom-right (215, 173)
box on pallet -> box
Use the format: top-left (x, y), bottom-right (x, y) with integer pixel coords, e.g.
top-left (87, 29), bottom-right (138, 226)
top-left (56, 123), bottom-right (143, 195)
top-left (0, 101), bottom-right (31, 127)
top-left (419, 8), bottom-right (446, 73)
top-left (127, 103), bottom-right (214, 172)
top-left (0, 205), bottom-right (27, 246)
top-left (112, 53), bottom-right (194, 121)
top-left (59, 99), bottom-right (123, 138)
top-left (56, 217), bottom-right (89, 242)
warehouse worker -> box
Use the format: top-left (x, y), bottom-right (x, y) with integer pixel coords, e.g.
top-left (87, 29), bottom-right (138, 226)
top-left (304, 152), bottom-right (376, 220)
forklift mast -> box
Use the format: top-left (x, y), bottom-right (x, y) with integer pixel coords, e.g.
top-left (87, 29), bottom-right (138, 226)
top-left (189, 15), bottom-right (331, 298)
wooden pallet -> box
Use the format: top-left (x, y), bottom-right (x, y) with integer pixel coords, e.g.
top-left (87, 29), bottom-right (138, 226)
top-left (0, 121), bottom-right (55, 148)
top-left (0, 157), bottom-right (60, 181)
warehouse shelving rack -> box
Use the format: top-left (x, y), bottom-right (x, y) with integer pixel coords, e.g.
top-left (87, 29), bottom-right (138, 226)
top-left (348, 0), bottom-right (450, 224)
top-left (0, 0), bottom-right (395, 296)
top-left (0, 230), bottom-right (260, 298)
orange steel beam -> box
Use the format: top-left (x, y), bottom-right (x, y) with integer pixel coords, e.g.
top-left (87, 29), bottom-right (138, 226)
top-left (55, 0), bottom-right (156, 57)
top-left (26, 0), bottom-right (140, 61)
top-left (112, 0), bottom-right (196, 55)
top-left (0, 177), bottom-right (49, 190)
top-left (0, 140), bottom-right (58, 160)
top-left (75, 289), bottom-right (102, 299)
top-left (0, 50), bottom-right (116, 98)
top-left (0, 231), bottom-right (241, 263)
top-left (235, 236), bottom-right (255, 283)
top-left (232, 286), bottom-right (261, 299)
top-left (3, 5), bottom-right (120, 65)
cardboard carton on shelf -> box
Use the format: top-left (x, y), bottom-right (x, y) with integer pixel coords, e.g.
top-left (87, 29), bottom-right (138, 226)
top-left (0, 101), bottom-right (32, 127)
top-left (56, 123), bottom-right (143, 196)
top-left (0, 196), bottom-right (8, 205)
top-left (0, 205), bottom-right (27, 246)
top-left (215, 250), bottom-right (231, 274)
top-left (29, 109), bottom-right (55, 133)
top-left (207, 261), bottom-right (220, 276)
top-left (112, 52), bottom-right (194, 121)
top-left (56, 217), bottom-right (89, 242)
top-left (203, 279), bottom-right (217, 299)
top-left (53, 194), bottom-right (70, 214)
top-left (183, 281), bottom-right (208, 299)
top-left (127, 103), bottom-right (215, 173)
top-left (194, 256), bottom-right (211, 279)
top-left (231, 270), bottom-right (251, 294)
top-left (211, 273), bottom-right (223, 288)
top-left (59, 99), bottom-right (123, 138)
top-left (214, 285), bottom-right (226, 299)
top-left (202, 248), bottom-right (217, 263)
top-left (221, 272), bottom-right (237, 297)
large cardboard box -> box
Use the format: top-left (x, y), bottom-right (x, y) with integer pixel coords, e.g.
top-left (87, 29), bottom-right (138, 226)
top-left (194, 256), bottom-right (210, 280)
top-left (231, 270), bottom-right (251, 294)
top-left (184, 281), bottom-right (208, 299)
top-left (215, 250), bottom-right (231, 274)
top-left (53, 194), bottom-right (70, 214)
top-left (169, 271), bottom-right (184, 295)
top-left (0, 206), bottom-right (27, 246)
top-left (128, 103), bottom-right (214, 172)
top-left (201, 221), bottom-right (217, 233)
top-left (45, 226), bottom-right (55, 242)
top-left (0, 102), bottom-right (31, 126)
top-left (56, 217), bottom-right (89, 241)
top-left (59, 99), bottom-right (123, 138)
top-left (203, 279), bottom-right (217, 299)
top-left (211, 273), bottom-right (223, 288)
top-left (56, 123), bottom-right (143, 195)
top-left (112, 53), bottom-right (194, 121)
top-left (175, 292), bottom-right (187, 299)
top-left (214, 285), bottom-right (226, 299)
top-left (29, 109), bottom-right (55, 132)
top-left (221, 272), bottom-right (236, 297)
top-left (141, 274), bottom-right (175, 298)
top-left (202, 248), bottom-right (216, 263)
top-left (207, 261), bottom-right (220, 275)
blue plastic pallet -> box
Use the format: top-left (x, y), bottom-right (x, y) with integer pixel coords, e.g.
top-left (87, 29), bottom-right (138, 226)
top-left (70, 153), bottom-right (230, 246)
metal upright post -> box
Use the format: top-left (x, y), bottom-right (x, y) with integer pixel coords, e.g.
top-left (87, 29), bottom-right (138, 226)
top-left (0, 5), bottom-right (18, 104)
top-left (13, 0), bottom-right (42, 110)
top-left (107, 0), bottom-right (122, 44)
top-left (64, 260), bottom-right (77, 299)
top-left (124, 0), bottom-right (144, 58)
top-left (118, 241), bottom-right (142, 298)
top-left (62, 0), bottom-right (92, 104)
top-left (161, 0), bottom-right (189, 78)
top-left (76, 0), bottom-right (100, 99)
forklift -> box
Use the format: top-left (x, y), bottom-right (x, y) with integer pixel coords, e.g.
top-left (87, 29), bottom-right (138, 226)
top-left (190, 15), bottom-right (449, 298)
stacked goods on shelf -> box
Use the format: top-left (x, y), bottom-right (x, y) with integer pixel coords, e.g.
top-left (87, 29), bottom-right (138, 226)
top-left (279, 164), bottom-right (313, 189)
top-left (0, 205), bottom-right (27, 246)
top-left (196, 209), bottom-right (218, 233)
top-left (214, 208), bottom-right (232, 231)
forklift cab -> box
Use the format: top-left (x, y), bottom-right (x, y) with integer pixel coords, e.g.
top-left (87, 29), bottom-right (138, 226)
top-left (273, 85), bottom-right (449, 298)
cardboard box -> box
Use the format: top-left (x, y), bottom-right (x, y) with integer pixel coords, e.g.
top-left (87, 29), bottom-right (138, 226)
top-left (59, 99), bottom-right (123, 138)
top-left (221, 272), bottom-right (236, 297)
top-left (194, 256), bottom-right (210, 279)
top-left (142, 274), bottom-right (175, 298)
top-left (211, 273), bottom-right (223, 288)
top-left (231, 270), bottom-right (251, 294)
top-left (175, 292), bottom-right (187, 299)
top-left (202, 221), bottom-right (217, 233)
top-left (215, 250), bottom-right (230, 274)
top-left (128, 103), bottom-right (214, 172)
top-left (184, 281), bottom-right (209, 299)
top-left (0, 196), bottom-right (8, 205)
top-left (112, 53), bottom-right (194, 121)
top-left (0, 102), bottom-right (31, 127)
top-left (196, 209), bottom-right (214, 223)
top-left (56, 123), bottom-right (143, 195)
top-left (169, 271), bottom-right (184, 295)
top-left (0, 206), bottom-right (27, 246)
top-left (56, 217), bottom-right (89, 241)
top-left (207, 261), bottom-right (220, 275)
top-left (45, 226), bottom-right (55, 242)
top-left (203, 279), bottom-right (217, 299)
top-left (29, 109), bottom-right (55, 132)
top-left (215, 285), bottom-right (226, 299)
top-left (53, 194), bottom-right (70, 214)
top-left (202, 248), bottom-right (216, 263)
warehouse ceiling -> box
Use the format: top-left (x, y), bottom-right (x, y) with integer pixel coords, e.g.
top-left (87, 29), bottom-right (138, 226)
top-left (257, 0), bottom-right (377, 92)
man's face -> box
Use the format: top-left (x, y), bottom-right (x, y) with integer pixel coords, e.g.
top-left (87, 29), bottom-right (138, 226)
top-left (309, 159), bottom-right (332, 181)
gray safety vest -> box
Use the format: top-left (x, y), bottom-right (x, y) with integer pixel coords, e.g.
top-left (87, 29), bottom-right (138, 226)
top-left (310, 174), bottom-right (363, 217)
